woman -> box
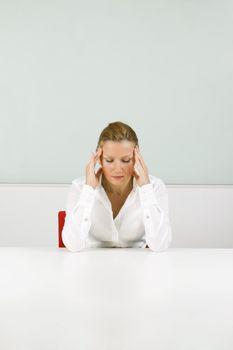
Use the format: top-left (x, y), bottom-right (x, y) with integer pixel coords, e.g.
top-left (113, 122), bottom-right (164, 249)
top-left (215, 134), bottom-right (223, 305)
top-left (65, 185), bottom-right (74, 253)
top-left (62, 121), bottom-right (172, 252)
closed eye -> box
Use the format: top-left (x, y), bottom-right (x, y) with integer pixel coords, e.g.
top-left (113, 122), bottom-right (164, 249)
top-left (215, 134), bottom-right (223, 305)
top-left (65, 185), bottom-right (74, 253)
top-left (106, 160), bottom-right (131, 163)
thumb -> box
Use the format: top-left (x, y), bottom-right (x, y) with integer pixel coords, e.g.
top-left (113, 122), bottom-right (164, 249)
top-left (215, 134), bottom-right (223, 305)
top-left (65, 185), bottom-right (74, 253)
top-left (132, 169), bottom-right (139, 179)
top-left (96, 167), bottom-right (103, 177)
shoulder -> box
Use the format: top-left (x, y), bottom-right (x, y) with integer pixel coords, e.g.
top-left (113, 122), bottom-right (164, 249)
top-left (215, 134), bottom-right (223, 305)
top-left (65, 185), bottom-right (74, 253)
top-left (148, 174), bottom-right (168, 192)
top-left (70, 176), bottom-right (86, 191)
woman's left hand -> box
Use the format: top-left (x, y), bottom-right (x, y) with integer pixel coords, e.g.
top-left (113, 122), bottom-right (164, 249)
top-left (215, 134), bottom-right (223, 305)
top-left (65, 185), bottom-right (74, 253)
top-left (133, 146), bottom-right (150, 187)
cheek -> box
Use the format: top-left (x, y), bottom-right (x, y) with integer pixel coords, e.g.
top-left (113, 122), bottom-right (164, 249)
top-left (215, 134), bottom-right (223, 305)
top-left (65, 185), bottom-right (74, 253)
top-left (126, 163), bottom-right (134, 174)
top-left (101, 163), bottom-right (111, 173)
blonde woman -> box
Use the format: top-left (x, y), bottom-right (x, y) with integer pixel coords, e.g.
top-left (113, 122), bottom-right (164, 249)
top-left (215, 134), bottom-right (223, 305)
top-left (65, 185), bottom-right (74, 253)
top-left (62, 121), bottom-right (172, 252)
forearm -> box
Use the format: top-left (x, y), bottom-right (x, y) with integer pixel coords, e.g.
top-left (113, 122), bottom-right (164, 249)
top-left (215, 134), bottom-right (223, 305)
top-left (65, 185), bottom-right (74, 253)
top-left (62, 184), bottom-right (95, 252)
top-left (141, 206), bottom-right (172, 251)
top-left (138, 181), bottom-right (172, 252)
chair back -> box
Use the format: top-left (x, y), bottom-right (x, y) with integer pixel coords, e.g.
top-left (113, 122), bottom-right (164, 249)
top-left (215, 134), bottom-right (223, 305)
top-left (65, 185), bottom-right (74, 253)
top-left (58, 211), bottom-right (66, 247)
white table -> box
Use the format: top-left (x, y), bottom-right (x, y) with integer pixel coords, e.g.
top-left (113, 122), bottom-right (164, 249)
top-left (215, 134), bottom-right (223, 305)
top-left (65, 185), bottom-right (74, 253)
top-left (0, 247), bottom-right (233, 350)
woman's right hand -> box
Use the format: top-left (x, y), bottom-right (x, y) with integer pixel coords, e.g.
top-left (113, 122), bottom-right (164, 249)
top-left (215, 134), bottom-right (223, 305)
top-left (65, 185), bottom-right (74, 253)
top-left (85, 147), bottom-right (103, 189)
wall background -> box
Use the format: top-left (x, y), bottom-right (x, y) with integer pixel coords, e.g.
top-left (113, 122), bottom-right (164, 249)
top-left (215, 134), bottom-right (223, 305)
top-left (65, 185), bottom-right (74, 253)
top-left (1, 0), bottom-right (233, 185)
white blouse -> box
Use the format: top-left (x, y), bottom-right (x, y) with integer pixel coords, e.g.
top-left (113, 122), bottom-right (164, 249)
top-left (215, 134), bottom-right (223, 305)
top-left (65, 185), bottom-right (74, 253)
top-left (62, 173), bottom-right (172, 252)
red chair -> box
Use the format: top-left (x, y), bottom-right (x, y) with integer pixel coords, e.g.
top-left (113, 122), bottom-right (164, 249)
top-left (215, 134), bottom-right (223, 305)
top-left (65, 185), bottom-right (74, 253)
top-left (58, 211), bottom-right (66, 247)
top-left (58, 210), bottom-right (149, 248)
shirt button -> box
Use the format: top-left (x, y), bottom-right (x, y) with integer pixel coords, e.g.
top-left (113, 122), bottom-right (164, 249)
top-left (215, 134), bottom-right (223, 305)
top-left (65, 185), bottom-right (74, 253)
top-left (84, 218), bottom-right (88, 221)
top-left (146, 215), bottom-right (150, 219)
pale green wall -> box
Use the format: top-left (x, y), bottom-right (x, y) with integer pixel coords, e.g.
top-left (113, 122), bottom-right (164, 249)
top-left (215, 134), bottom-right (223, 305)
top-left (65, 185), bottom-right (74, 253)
top-left (1, 0), bottom-right (232, 184)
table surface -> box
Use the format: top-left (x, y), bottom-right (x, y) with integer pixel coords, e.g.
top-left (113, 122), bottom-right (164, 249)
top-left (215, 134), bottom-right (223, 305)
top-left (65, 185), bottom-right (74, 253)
top-left (0, 247), bottom-right (233, 350)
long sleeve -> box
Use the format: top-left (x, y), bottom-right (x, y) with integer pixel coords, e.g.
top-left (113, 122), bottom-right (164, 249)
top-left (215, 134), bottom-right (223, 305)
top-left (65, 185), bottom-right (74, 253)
top-left (62, 180), bottom-right (96, 252)
top-left (138, 179), bottom-right (172, 252)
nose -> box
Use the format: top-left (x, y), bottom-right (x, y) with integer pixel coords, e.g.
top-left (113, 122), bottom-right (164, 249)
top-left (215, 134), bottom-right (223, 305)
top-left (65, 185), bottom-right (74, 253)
top-left (112, 160), bottom-right (124, 173)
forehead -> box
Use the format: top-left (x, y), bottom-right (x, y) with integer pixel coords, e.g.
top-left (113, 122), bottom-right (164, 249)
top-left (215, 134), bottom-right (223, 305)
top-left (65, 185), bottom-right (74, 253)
top-left (102, 140), bottom-right (135, 157)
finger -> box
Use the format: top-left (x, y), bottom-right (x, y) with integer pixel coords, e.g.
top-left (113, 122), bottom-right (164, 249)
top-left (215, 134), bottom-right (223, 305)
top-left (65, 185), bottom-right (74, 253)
top-left (96, 167), bottom-right (103, 177)
top-left (133, 149), bottom-right (139, 164)
top-left (135, 149), bottom-right (147, 170)
top-left (134, 159), bottom-right (144, 174)
top-left (91, 147), bottom-right (101, 161)
top-left (88, 152), bottom-right (97, 169)
top-left (134, 150), bottom-right (143, 167)
top-left (88, 153), bottom-right (94, 164)
top-left (134, 146), bottom-right (141, 158)
top-left (137, 155), bottom-right (146, 169)
top-left (94, 150), bottom-right (102, 166)
top-left (90, 152), bottom-right (96, 163)
top-left (135, 145), bottom-right (143, 158)
top-left (132, 168), bottom-right (139, 179)
top-left (94, 147), bottom-right (102, 160)
top-left (95, 146), bottom-right (101, 154)
top-left (133, 148), bottom-right (136, 164)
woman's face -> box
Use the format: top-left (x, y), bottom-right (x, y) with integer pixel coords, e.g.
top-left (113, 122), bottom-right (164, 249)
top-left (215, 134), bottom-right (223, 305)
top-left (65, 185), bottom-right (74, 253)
top-left (99, 140), bottom-right (136, 186)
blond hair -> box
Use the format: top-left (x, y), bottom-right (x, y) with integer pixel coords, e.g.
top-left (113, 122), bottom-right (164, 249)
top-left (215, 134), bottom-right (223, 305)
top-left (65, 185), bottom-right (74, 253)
top-left (96, 121), bottom-right (139, 150)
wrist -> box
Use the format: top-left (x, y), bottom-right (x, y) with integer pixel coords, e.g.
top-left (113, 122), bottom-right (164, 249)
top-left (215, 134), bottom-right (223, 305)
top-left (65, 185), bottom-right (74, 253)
top-left (85, 182), bottom-right (96, 190)
top-left (138, 178), bottom-right (150, 187)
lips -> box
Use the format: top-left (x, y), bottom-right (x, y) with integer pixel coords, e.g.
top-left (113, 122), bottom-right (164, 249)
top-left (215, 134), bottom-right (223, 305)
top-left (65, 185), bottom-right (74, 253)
top-left (112, 176), bottom-right (124, 179)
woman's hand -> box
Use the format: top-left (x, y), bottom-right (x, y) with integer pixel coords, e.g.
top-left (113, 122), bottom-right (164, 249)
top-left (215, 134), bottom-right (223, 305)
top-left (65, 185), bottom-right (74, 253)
top-left (133, 146), bottom-right (150, 187)
top-left (85, 147), bottom-right (103, 189)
